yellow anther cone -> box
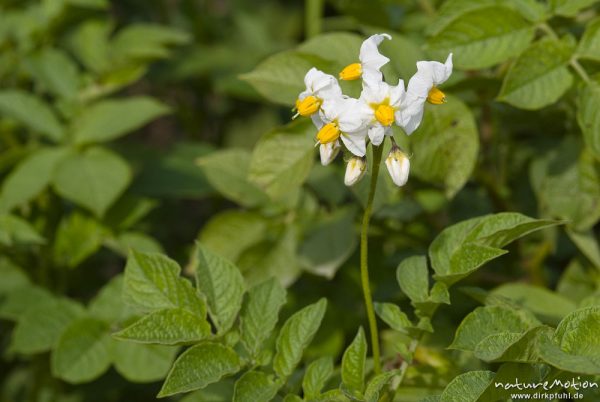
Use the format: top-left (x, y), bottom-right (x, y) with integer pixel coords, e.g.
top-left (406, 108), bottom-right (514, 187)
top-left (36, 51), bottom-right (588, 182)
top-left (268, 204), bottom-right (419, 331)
top-left (339, 63), bottom-right (362, 80)
top-left (317, 123), bottom-right (341, 144)
top-left (374, 104), bottom-right (395, 126)
top-left (427, 87), bottom-right (446, 105)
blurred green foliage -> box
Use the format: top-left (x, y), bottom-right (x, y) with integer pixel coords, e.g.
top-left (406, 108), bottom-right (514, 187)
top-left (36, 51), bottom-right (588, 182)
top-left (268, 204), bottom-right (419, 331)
top-left (1, 0), bottom-right (600, 401)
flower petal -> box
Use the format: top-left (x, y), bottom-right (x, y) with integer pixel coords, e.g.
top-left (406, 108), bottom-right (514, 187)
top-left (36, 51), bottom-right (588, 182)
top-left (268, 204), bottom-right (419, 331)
top-left (341, 130), bottom-right (367, 157)
top-left (406, 71), bottom-right (433, 101)
top-left (396, 100), bottom-right (425, 135)
top-left (368, 124), bottom-right (386, 146)
top-left (389, 79), bottom-right (406, 107)
top-left (415, 53), bottom-right (453, 87)
top-left (359, 33), bottom-right (391, 82)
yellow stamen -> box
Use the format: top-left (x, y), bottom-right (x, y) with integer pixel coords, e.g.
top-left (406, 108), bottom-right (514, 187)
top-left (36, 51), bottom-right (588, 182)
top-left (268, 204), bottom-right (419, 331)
top-left (295, 95), bottom-right (321, 116)
top-left (427, 87), bottom-right (446, 105)
top-left (339, 63), bottom-right (362, 80)
top-left (317, 122), bottom-right (341, 144)
top-left (374, 104), bottom-right (395, 126)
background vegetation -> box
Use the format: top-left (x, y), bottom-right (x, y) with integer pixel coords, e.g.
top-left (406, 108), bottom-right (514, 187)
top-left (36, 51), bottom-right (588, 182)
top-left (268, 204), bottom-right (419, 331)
top-left (0, 0), bottom-right (599, 401)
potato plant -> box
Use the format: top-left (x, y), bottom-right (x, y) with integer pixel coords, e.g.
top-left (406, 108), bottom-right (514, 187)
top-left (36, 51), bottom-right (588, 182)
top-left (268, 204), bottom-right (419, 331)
top-left (1, 0), bottom-right (599, 401)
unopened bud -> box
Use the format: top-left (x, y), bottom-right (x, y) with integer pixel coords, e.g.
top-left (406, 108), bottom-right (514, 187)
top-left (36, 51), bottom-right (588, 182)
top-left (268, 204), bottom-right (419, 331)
top-left (385, 146), bottom-right (410, 187)
top-left (344, 156), bottom-right (367, 186)
top-left (319, 140), bottom-right (341, 166)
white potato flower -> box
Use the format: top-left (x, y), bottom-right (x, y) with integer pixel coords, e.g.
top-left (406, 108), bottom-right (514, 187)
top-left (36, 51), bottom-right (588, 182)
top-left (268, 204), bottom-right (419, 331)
top-left (339, 33), bottom-right (391, 83)
top-left (399, 53), bottom-right (453, 135)
top-left (316, 97), bottom-right (371, 157)
top-left (359, 78), bottom-right (405, 146)
top-left (295, 67), bottom-right (343, 127)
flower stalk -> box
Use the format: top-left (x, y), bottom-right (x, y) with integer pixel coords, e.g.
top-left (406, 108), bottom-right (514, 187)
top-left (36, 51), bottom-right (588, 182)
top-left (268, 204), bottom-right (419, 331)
top-left (360, 144), bottom-right (384, 375)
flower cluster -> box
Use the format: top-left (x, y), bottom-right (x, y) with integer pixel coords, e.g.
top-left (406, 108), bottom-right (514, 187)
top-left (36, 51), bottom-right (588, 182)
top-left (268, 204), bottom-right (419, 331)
top-left (294, 33), bottom-right (452, 187)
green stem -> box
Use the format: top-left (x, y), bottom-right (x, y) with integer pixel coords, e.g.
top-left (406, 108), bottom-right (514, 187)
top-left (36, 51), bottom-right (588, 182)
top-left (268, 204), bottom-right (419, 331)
top-left (538, 23), bottom-right (590, 83)
top-left (360, 144), bottom-right (384, 375)
top-left (305, 0), bottom-right (324, 38)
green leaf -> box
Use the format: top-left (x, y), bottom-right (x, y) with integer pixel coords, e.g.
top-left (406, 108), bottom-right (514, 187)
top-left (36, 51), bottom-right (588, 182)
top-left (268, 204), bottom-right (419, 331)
top-left (296, 32), bottom-right (363, 69)
top-left (374, 302), bottom-right (412, 333)
top-left (429, 213), bottom-right (559, 284)
top-left (530, 140), bottom-right (600, 231)
top-left (0, 147), bottom-right (70, 213)
top-left (498, 38), bottom-right (573, 110)
top-left (241, 226), bottom-right (302, 288)
top-left (566, 229), bottom-right (600, 269)
top-left (364, 370), bottom-right (398, 402)
top-left (196, 149), bottom-right (268, 208)
top-left (53, 212), bottom-right (105, 268)
top-left (180, 381), bottom-right (234, 402)
top-left (26, 48), bottom-right (79, 99)
top-left (298, 208), bottom-right (358, 279)
top-left (538, 306), bottom-right (600, 374)
top-left (199, 211), bottom-right (267, 262)
top-left (284, 395), bottom-right (303, 402)
top-left (249, 120), bottom-right (315, 200)
top-left (0, 90), bottom-right (64, 142)
top-left (241, 51), bottom-right (330, 105)
top-left (232, 371), bottom-right (279, 402)
top-left (88, 275), bottom-right (132, 323)
top-left (577, 17), bottom-right (600, 62)
top-left (51, 318), bottom-right (112, 384)
top-left (0, 214), bottom-right (46, 246)
top-left (490, 283), bottom-right (577, 324)
top-left (450, 305), bottom-right (540, 351)
top-left (73, 97), bottom-right (170, 144)
top-left (158, 342), bottom-right (241, 397)
top-left (194, 245), bottom-right (246, 333)
top-left (473, 326), bottom-right (549, 362)
top-left (439, 371), bottom-right (495, 402)
top-left (239, 278), bottom-right (286, 356)
top-left (0, 284), bottom-right (54, 320)
top-left (67, 19), bottom-right (111, 74)
top-left (426, 6), bottom-right (534, 69)
top-left (52, 147), bottom-right (132, 217)
top-left (302, 356), bottom-right (334, 399)
top-left (427, 0), bottom-right (546, 37)
top-left (577, 78), bottom-right (600, 160)
top-left (123, 250), bottom-right (207, 317)
top-left (550, 0), bottom-right (599, 16)
top-left (397, 255), bottom-right (429, 304)
top-left (0, 258), bottom-right (29, 294)
top-left (114, 308), bottom-right (210, 345)
top-left (408, 96), bottom-right (479, 198)
top-left (273, 298), bottom-right (327, 379)
top-left (112, 24), bottom-right (190, 62)
top-left (10, 298), bottom-right (85, 354)
top-left (341, 327), bottom-right (367, 395)
top-left (111, 341), bottom-right (177, 383)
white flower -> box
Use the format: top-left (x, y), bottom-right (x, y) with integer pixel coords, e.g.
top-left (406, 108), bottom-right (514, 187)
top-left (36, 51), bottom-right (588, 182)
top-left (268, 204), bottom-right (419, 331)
top-left (359, 78), bottom-right (405, 146)
top-left (316, 97), bottom-right (371, 157)
top-left (344, 156), bottom-right (367, 186)
top-left (399, 53), bottom-right (453, 135)
top-left (295, 67), bottom-right (343, 127)
top-left (339, 33), bottom-right (391, 83)
top-left (385, 146), bottom-right (410, 187)
top-left (319, 140), bottom-right (341, 166)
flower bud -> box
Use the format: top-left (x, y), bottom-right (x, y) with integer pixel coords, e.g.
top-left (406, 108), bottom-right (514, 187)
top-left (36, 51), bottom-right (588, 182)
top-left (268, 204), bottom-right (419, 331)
top-left (385, 146), bottom-right (410, 187)
top-left (319, 140), bottom-right (341, 166)
top-left (344, 156), bottom-right (367, 186)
